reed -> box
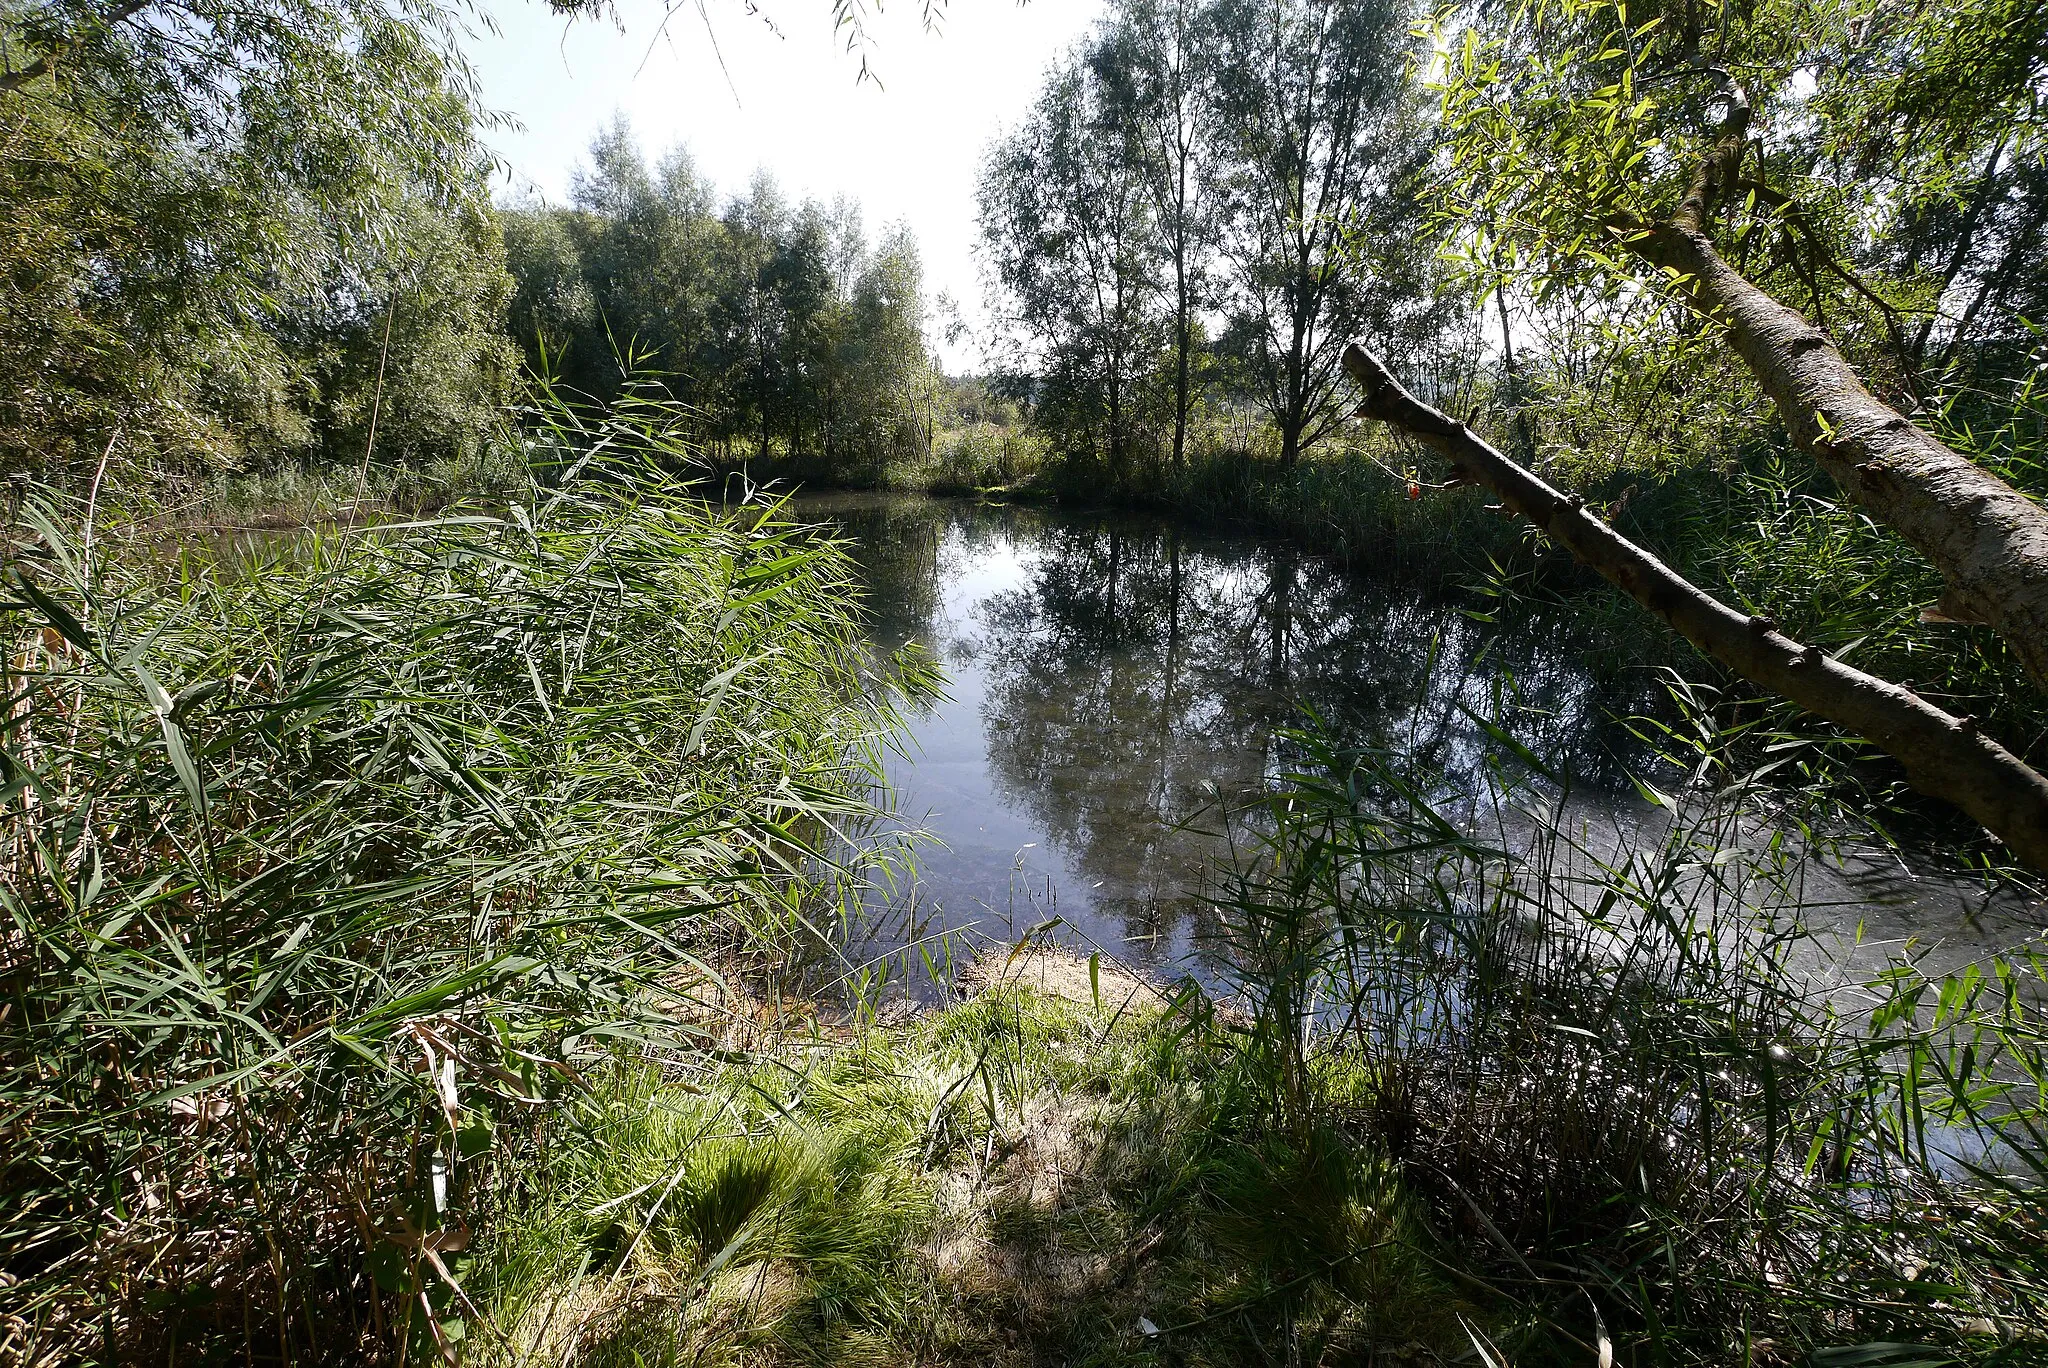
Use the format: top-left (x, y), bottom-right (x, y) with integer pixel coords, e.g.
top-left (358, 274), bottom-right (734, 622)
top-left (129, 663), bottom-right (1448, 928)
top-left (0, 379), bottom-right (921, 1362)
top-left (1204, 724), bottom-right (2048, 1364)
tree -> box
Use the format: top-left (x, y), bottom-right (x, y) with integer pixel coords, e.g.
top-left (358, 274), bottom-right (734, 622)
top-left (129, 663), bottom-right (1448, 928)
top-left (304, 198), bottom-right (519, 471)
top-left (0, 0), bottom-right (494, 477)
top-left (498, 122), bottom-right (936, 474)
top-left (1204, 0), bottom-right (1433, 468)
top-left (1435, 0), bottom-right (2048, 684)
top-left (1097, 0), bottom-right (1213, 472)
top-left (774, 201), bottom-right (839, 457)
top-left (846, 223), bottom-right (936, 464)
top-left (1345, 342), bottom-right (2048, 873)
top-left (981, 52), bottom-right (1165, 487)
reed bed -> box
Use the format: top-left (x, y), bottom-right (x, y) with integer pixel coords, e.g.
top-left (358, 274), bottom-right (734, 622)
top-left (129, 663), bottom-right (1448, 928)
top-left (1206, 726), bottom-right (2048, 1364)
top-left (0, 384), bottom-right (923, 1363)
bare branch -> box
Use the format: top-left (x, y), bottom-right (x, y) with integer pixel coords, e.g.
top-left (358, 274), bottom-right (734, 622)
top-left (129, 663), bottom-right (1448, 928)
top-left (1343, 341), bottom-right (2048, 875)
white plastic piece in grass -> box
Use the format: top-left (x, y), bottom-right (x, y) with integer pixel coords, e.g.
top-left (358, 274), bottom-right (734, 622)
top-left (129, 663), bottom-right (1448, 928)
top-left (1138, 1318), bottom-right (1159, 1337)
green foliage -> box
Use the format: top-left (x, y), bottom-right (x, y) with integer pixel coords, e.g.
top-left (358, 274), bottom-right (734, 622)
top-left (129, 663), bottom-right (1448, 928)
top-left (498, 122), bottom-right (939, 474)
top-left (981, 43), bottom-right (1168, 488)
top-left (0, 382), bottom-right (919, 1360)
top-left (1210, 723), bottom-right (2048, 1363)
top-left (298, 198), bottom-right (522, 472)
top-left (0, 0), bottom-right (513, 482)
top-left (1431, 0), bottom-right (2048, 440)
top-left (978, 0), bottom-right (1464, 492)
top-left (482, 982), bottom-right (1466, 1366)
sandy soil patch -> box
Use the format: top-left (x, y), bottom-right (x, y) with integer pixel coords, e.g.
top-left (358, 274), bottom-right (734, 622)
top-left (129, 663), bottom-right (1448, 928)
top-left (956, 945), bottom-right (1169, 1014)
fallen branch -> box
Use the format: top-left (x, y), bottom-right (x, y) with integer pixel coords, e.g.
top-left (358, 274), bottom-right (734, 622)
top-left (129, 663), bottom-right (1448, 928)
top-left (1342, 342), bottom-right (2048, 875)
top-left (1610, 67), bottom-right (2048, 686)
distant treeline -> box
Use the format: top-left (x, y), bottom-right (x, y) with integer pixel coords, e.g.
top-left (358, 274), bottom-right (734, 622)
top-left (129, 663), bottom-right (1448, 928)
top-left (501, 122), bottom-right (941, 473)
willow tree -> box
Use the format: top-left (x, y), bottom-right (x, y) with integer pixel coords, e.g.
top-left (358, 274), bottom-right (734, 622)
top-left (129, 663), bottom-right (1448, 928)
top-left (0, 0), bottom-right (504, 478)
top-left (1095, 0), bottom-right (1214, 472)
top-left (980, 52), bottom-right (1165, 487)
top-left (1431, 0), bottom-right (2048, 685)
top-left (1204, 0), bottom-right (1436, 469)
top-left (500, 124), bottom-right (934, 471)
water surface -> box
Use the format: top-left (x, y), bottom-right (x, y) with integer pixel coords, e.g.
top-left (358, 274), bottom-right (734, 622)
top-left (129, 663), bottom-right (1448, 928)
top-left (802, 492), bottom-right (2048, 999)
top-left (812, 494), bottom-right (1660, 986)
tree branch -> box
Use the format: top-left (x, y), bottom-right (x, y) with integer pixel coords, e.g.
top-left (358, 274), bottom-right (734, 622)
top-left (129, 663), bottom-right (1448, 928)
top-left (1343, 341), bottom-right (2048, 875)
top-left (1600, 69), bottom-right (2048, 686)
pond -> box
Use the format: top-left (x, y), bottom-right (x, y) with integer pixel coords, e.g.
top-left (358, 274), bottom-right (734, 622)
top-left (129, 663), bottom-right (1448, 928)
top-left (804, 492), bottom-right (2045, 1000)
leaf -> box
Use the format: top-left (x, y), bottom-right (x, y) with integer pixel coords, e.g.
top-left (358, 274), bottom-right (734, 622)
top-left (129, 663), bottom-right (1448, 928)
top-left (365, 1241), bottom-right (413, 1295)
top-left (10, 571), bottom-right (99, 658)
top-left (1810, 1346), bottom-right (1958, 1368)
top-left (137, 665), bottom-right (207, 821)
top-left (456, 1114), bottom-right (494, 1161)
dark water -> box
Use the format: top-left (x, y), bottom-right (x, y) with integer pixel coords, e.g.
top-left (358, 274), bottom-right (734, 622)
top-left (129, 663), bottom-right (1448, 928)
top-left (810, 493), bottom-right (1668, 987)
top-left (804, 491), bottom-right (2048, 1000)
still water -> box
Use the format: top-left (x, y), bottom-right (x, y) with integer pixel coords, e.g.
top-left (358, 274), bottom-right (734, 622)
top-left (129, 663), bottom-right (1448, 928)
top-left (803, 492), bottom-right (2046, 998)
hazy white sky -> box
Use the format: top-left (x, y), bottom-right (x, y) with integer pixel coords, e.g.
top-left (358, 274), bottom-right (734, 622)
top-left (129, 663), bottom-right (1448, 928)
top-left (467, 0), bottom-right (1107, 369)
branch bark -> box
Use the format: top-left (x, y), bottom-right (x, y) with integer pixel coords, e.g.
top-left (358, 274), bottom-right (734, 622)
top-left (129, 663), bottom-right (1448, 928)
top-left (1608, 72), bottom-right (2048, 685)
top-left (1342, 342), bottom-right (2048, 874)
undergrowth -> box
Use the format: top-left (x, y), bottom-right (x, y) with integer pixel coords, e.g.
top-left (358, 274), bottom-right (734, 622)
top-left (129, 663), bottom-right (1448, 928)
top-left (0, 379), bottom-right (926, 1363)
top-left (1207, 725), bottom-right (2048, 1365)
top-left (478, 981), bottom-right (1468, 1366)
top-left (477, 704), bottom-right (2048, 1367)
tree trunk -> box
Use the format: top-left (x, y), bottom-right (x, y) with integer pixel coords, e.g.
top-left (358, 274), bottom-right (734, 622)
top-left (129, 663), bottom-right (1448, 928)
top-left (1344, 342), bottom-right (2048, 875)
top-left (1907, 131), bottom-right (2009, 364)
top-left (1626, 218), bottom-right (2048, 683)
top-left (1109, 381), bottom-right (1125, 485)
top-left (0, 0), bottom-right (150, 92)
top-left (1278, 418), bottom-right (1301, 471)
top-left (1607, 82), bottom-right (2048, 686)
top-left (1173, 250), bottom-right (1191, 473)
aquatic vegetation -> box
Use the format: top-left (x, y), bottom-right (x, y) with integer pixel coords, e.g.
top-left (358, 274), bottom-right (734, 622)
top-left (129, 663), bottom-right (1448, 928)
top-left (0, 386), bottom-right (923, 1360)
top-left (464, 696), bottom-right (2048, 1367)
top-left (1206, 726), bottom-right (2048, 1364)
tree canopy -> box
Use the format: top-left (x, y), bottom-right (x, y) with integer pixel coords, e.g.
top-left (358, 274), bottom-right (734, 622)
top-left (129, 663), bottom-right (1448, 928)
top-left (501, 121), bottom-right (939, 472)
top-left (0, 0), bottom-right (514, 479)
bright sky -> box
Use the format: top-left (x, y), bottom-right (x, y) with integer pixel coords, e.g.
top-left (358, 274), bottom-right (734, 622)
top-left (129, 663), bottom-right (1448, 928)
top-left (466, 0), bottom-right (1107, 370)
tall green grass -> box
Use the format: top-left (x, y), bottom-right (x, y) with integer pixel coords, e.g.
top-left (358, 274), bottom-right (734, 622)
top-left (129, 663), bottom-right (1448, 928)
top-left (0, 381), bottom-right (923, 1362)
top-left (1206, 724), bottom-right (2048, 1364)
top-left (1161, 443), bottom-right (1525, 571)
top-left (477, 981), bottom-right (1468, 1367)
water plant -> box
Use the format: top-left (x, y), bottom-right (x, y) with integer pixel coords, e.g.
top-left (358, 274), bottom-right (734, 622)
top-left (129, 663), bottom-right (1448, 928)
top-left (1206, 723), bottom-right (2048, 1364)
top-left (0, 381), bottom-right (922, 1362)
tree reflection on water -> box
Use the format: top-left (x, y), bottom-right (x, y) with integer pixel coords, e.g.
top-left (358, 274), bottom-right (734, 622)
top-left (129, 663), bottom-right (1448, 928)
top-left (809, 491), bottom-right (1662, 991)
